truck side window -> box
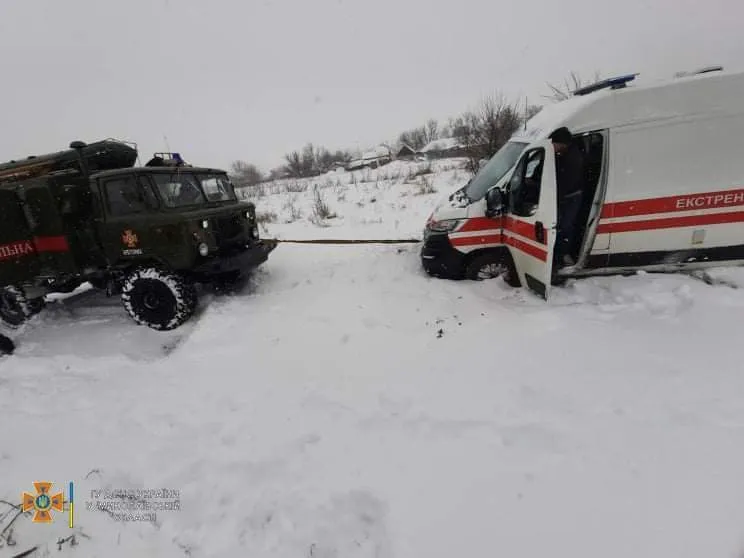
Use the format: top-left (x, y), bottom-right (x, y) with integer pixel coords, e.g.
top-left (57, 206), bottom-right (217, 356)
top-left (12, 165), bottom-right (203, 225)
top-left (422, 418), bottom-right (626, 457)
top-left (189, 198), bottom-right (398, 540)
top-left (104, 176), bottom-right (148, 216)
top-left (508, 148), bottom-right (544, 217)
top-left (137, 175), bottom-right (160, 209)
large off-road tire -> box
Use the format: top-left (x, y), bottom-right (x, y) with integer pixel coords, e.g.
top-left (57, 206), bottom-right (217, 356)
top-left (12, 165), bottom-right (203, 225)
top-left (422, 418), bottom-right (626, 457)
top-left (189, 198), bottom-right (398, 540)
top-left (0, 333), bottom-right (14, 355)
top-left (465, 252), bottom-right (520, 287)
top-left (121, 268), bottom-right (197, 331)
top-left (0, 286), bottom-right (45, 327)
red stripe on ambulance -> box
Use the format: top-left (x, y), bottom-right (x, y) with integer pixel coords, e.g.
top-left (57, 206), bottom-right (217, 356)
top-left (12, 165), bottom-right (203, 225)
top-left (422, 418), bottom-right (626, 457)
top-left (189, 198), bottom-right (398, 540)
top-left (503, 235), bottom-right (547, 262)
top-left (451, 233), bottom-right (503, 247)
top-left (504, 216), bottom-right (548, 245)
top-left (601, 188), bottom-right (744, 218)
top-left (457, 216), bottom-right (503, 233)
top-left (597, 210), bottom-right (744, 234)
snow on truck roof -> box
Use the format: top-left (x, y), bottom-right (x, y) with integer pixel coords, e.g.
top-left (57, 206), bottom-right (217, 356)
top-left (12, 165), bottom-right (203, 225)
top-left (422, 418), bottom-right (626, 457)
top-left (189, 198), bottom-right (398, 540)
top-left (512, 69), bottom-right (744, 142)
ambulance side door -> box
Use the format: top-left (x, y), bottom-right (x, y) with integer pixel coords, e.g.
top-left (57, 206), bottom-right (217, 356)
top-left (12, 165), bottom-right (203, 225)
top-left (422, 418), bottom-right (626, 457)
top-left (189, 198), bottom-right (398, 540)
top-left (503, 140), bottom-right (557, 298)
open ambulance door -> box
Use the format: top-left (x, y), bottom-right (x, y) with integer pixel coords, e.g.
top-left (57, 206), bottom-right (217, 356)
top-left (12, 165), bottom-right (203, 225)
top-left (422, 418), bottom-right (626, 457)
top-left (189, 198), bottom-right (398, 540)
top-left (503, 140), bottom-right (557, 299)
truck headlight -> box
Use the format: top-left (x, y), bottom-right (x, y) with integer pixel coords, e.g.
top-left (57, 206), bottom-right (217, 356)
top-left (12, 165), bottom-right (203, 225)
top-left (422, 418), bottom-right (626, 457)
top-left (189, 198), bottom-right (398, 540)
top-left (427, 219), bottom-right (464, 233)
top-left (198, 242), bottom-right (209, 256)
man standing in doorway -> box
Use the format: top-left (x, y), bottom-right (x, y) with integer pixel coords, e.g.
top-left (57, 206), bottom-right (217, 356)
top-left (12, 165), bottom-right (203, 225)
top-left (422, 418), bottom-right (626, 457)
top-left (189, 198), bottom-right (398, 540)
top-left (549, 127), bottom-right (585, 266)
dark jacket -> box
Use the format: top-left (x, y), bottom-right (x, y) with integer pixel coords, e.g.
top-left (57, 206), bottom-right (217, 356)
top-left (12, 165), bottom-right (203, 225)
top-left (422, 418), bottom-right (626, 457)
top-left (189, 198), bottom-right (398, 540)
top-left (556, 144), bottom-right (585, 199)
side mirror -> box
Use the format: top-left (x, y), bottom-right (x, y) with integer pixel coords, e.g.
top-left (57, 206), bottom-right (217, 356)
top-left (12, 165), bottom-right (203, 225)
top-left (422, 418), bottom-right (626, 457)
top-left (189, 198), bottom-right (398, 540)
top-left (485, 188), bottom-right (505, 218)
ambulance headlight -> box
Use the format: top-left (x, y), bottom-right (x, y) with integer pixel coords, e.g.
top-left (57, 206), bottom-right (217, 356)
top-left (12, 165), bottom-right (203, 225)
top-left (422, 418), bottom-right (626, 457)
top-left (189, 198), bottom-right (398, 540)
top-left (427, 219), bottom-right (465, 233)
top-left (198, 242), bottom-right (209, 256)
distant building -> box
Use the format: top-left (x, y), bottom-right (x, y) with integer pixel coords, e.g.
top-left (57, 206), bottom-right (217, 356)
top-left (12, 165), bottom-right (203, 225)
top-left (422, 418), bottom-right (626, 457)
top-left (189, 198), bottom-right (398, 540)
top-left (396, 144), bottom-right (416, 160)
top-left (417, 137), bottom-right (469, 159)
top-left (345, 145), bottom-right (392, 171)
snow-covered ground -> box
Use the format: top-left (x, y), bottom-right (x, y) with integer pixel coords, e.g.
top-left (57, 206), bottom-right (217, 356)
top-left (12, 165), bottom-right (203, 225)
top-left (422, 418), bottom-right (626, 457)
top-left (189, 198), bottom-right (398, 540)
top-left (237, 158), bottom-right (466, 240)
top-left (2, 160), bottom-right (744, 557)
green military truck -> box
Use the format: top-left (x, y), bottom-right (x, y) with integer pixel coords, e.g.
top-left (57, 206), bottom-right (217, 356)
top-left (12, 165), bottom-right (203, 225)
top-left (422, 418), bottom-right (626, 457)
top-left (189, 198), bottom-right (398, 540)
top-left (0, 139), bottom-right (276, 330)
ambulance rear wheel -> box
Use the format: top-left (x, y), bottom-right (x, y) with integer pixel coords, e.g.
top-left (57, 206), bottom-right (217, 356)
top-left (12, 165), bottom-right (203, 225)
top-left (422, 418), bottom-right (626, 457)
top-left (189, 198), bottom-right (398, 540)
top-left (465, 253), bottom-right (519, 287)
top-left (122, 268), bottom-right (197, 331)
top-left (0, 286), bottom-right (43, 327)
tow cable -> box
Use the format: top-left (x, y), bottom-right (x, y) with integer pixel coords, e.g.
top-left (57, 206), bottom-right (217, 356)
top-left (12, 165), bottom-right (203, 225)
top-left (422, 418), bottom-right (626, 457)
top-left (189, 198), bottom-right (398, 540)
top-left (266, 238), bottom-right (421, 245)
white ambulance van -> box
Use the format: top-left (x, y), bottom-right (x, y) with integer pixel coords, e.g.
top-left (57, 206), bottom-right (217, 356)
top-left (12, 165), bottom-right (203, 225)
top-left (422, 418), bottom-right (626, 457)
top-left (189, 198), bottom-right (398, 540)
top-left (420, 68), bottom-right (744, 298)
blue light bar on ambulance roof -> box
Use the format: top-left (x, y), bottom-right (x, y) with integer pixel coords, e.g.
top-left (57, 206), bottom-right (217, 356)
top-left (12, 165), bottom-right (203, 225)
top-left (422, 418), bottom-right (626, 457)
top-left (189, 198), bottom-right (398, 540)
top-left (573, 73), bottom-right (638, 96)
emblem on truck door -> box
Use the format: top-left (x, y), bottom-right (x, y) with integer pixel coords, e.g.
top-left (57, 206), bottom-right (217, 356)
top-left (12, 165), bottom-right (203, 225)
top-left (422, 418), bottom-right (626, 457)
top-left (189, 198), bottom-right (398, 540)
top-left (121, 230), bottom-right (139, 248)
top-left (121, 230), bottom-right (143, 255)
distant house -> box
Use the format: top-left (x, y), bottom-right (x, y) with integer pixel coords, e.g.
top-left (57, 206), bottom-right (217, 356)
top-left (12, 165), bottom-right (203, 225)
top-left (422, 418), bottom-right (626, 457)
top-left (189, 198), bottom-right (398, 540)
top-left (417, 137), bottom-right (469, 159)
top-left (396, 144), bottom-right (416, 160)
top-left (345, 145), bottom-right (392, 171)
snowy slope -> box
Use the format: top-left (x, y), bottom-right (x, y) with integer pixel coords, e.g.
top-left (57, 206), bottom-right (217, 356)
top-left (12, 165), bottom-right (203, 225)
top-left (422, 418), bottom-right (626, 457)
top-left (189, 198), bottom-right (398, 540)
top-left (2, 161), bottom-right (744, 557)
top-left (237, 158), bottom-right (467, 240)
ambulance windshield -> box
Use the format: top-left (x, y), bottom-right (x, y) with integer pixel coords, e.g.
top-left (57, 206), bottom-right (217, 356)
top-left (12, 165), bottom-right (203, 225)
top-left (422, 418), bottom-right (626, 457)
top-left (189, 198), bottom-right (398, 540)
top-left (464, 141), bottom-right (528, 201)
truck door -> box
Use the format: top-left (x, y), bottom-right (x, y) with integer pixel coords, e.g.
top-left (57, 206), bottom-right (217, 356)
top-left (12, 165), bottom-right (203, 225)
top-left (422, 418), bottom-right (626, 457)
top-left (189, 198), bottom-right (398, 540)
top-left (97, 174), bottom-right (159, 263)
top-left (503, 140), bottom-right (557, 299)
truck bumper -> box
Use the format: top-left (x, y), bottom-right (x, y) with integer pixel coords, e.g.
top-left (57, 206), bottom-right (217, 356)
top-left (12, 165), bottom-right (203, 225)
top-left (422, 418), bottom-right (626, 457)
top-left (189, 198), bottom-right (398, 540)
top-left (192, 239), bottom-right (278, 278)
top-left (420, 232), bottom-right (466, 279)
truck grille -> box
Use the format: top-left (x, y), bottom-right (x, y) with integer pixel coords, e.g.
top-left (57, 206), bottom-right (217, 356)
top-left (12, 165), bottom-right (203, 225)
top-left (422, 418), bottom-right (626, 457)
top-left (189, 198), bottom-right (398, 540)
top-left (214, 215), bottom-right (245, 252)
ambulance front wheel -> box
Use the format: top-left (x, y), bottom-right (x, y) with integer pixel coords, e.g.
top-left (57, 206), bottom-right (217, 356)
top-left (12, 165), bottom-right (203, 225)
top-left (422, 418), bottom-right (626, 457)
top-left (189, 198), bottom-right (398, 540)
top-left (465, 252), bottom-right (520, 287)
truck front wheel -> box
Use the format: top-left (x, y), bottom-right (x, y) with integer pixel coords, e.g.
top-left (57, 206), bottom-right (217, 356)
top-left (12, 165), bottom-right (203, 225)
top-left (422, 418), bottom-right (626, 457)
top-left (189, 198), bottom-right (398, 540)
top-left (121, 268), bottom-right (197, 331)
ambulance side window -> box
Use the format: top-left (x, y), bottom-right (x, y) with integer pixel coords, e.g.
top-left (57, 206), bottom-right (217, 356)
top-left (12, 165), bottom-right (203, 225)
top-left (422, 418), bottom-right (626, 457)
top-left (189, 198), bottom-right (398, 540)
top-left (508, 148), bottom-right (544, 217)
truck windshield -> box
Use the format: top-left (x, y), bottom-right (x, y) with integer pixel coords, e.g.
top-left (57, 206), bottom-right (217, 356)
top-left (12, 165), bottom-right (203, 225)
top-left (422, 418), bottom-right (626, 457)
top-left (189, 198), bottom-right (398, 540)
top-left (152, 172), bottom-right (236, 207)
top-left (152, 173), bottom-right (207, 208)
top-left (463, 141), bottom-right (528, 201)
top-left (198, 174), bottom-right (237, 202)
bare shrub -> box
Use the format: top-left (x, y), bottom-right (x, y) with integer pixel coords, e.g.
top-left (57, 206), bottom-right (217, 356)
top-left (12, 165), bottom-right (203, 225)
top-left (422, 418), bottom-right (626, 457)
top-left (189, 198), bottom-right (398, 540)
top-left (413, 162), bottom-right (433, 177)
top-left (285, 181), bottom-right (308, 193)
top-left (282, 196), bottom-right (302, 222)
top-left (414, 176), bottom-right (437, 196)
top-left (310, 188), bottom-right (337, 225)
top-left (256, 210), bottom-right (278, 224)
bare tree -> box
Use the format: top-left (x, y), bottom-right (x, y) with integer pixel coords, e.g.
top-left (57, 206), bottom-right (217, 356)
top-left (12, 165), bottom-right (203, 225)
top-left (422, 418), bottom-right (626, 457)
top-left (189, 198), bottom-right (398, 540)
top-left (425, 119), bottom-right (440, 144)
top-left (453, 95), bottom-right (522, 174)
top-left (229, 161), bottom-right (263, 187)
top-left (284, 151), bottom-right (303, 178)
top-left (545, 70), bottom-right (602, 101)
top-left (398, 127), bottom-right (428, 151)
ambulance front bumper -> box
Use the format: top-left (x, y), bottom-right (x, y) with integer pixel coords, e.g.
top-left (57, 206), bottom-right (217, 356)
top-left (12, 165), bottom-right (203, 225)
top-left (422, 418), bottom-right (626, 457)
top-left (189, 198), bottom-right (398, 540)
top-left (420, 230), bottom-right (466, 279)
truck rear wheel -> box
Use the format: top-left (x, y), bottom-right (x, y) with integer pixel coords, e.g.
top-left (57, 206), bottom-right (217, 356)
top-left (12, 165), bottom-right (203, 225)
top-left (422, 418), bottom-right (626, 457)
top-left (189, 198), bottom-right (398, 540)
top-left (121, 268), bottom-right (197, 331)
top-left (0, 286), bottom-right (45, 327)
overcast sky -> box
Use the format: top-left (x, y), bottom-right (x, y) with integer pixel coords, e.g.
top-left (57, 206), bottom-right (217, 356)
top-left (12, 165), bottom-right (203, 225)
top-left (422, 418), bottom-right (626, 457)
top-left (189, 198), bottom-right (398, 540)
top-left (0, 0), bottom-right (741, 172)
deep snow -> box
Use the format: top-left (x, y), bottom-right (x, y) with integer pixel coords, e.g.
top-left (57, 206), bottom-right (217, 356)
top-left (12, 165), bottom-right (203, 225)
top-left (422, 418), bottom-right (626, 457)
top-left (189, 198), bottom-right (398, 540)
top-left (2, 160), bottom-right (744, 557)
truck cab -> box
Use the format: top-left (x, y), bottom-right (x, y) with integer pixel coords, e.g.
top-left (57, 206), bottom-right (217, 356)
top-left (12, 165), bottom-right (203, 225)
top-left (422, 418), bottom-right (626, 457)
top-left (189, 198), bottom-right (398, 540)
top-left (0, 140), bottom-right (276, 330)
